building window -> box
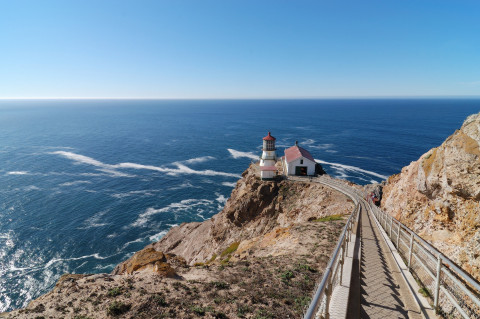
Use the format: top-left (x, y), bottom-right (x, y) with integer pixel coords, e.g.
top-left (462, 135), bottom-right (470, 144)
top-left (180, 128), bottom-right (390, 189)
top-left (300, 159), bottom-right (303, 164)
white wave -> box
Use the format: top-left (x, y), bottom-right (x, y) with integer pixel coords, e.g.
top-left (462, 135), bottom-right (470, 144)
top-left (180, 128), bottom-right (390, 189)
top-left (149, 230), bottom-right (168, 242)
top-left (111, 189), bottom-right (157, 199)
top-left (15, 185), bottom-right (40, 191)
top-left (168, 181), bottom-right (200, 191)
top-left (222, 182), bottom-right (237, 187)
top-left (80, 210), bottom-right (110, 229)
top-left (182, 156), bottom-right (216, 164)
top-left (370, 180), bottom-right (378, 184)
top-left (44, 253), bottom-right (110, 269)
top-left (215, 193), bottom-right (228, 205)
top-left (227, 148), bottom-right (259, 160)
top-left (59, 180), bottom-right (92, 187)
top-left (51, 151), bottom-right (239, 178)
top-left (6, 171), bottom-right (29, 175)
top-left (326, 150), bottom-right (338, 153)
top-left (131, 199), bottom-right (214, 227)
top-left (121, 238), bottom-right (144, 250)
top-left (315, 159), bottom-right (388, 180)
top-left (300, 139), bottom-right (316, 145)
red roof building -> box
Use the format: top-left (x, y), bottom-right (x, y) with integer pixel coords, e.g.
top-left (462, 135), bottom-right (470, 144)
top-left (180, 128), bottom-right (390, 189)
top-left (284, 144), bottom-right (315, 163)
top-left (283, 141), bottom-right (316, 176)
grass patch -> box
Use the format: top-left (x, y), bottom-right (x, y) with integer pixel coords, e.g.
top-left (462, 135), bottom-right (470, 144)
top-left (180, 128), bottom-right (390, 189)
top-left (418, 287), bottom-right (431, 298)
top-left (313, 215), bottom-right (343, 222)
top-left (281, 270), bottom-right (294, 283)
top-left (206, 254), bottom-right (217, 264)
top-left (220, 242), bottom-right (240, 257)
top-left (107, 287), bottom-right (122, 297)
top-left (106, 301), bottom-right (131, 316)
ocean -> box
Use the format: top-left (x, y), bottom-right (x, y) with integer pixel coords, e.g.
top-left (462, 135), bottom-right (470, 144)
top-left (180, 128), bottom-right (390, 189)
top-left (0, 98), bottom-right (479, 312)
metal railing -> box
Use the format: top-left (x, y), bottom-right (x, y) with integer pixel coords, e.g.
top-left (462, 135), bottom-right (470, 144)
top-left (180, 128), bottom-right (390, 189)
top-left (368, 201), bottom-right (480, 318)
top-left (303, 178), bottom-right (361, 319)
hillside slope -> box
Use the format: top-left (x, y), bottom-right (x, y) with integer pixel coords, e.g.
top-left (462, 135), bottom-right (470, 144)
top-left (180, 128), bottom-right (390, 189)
top-left (381, 112), bottom-right (480, 279)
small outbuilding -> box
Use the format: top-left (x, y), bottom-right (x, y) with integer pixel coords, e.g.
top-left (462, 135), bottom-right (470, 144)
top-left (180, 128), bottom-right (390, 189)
top-left (283, 141), bottom-right (316, 176)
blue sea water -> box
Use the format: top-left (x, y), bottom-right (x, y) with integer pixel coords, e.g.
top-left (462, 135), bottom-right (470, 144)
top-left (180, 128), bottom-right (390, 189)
top-left (0, 99), bottom-right (479, 311)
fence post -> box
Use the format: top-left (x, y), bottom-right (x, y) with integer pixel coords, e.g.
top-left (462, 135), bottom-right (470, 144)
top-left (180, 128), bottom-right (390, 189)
top-left (434, 255), bottom-right (442, 313)
top-left (389, 216), bottom-right (393, 238)
top-left (396, 222), bottom-right (401, 248)
top-left (340, 241), bottom-right (345, 284)
top-left (324, 272), bottom-right (332, 319)
top-left (408, 233), bottom-right (414, 268)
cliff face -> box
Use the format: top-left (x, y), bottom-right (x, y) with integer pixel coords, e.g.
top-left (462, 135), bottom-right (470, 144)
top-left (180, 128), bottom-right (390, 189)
top-left (5, 165), bottom-right (354, 319)
top-left (140, 165), bottom-right (352, 267)
top-left (381, 112), bottom-right (480, 279)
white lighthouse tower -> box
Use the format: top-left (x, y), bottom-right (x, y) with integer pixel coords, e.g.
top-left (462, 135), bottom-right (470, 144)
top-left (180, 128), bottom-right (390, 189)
top-left (259, 132), bottom-right (277, 180)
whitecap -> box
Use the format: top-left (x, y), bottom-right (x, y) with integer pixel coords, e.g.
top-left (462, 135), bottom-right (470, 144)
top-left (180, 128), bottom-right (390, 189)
top-left (182, 156), bottom-right (216, 164)
top-left (80, 210), bottom-right (110, 229)
top-left (19, 185), bottom-right (40, 191)
top-left (44, 253), bottom-right (112, 269)
top-left (6, 171), bottom-right (29, 175)
top-left (315, 159), bottom-right (388, 180)
top-left (121, 238), bottom-right (144, 250)
top-left (59, 180), bottom-right (92, 187)
top-left (131, 198), bottom-right (214, 227)
top-left (149, 230), bottom-right (168, 242)
top-left (51, 151), bottom-right (239, 178)
top-left (227, 148), bottom-right (259, 160)
top-left (111, 190), bottom-right (157, 199)
top-left (215, 193), bottom-right (228, 205)
top-left (221, 182), bottom-right (237, 187)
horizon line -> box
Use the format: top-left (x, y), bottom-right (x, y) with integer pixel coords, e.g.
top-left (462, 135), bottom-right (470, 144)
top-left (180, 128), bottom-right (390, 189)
top-left (1, 95), bottom-right (480, 100)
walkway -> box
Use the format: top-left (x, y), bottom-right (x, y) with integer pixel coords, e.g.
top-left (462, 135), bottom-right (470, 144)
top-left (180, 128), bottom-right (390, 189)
top-left (359, 202), bottom-right (409, 318)
top-left (294, 176), bottom-right (427, 319)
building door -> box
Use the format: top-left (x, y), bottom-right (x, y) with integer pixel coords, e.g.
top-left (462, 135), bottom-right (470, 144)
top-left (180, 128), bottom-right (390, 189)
top-left (295, 166), bottom-right (308, 176)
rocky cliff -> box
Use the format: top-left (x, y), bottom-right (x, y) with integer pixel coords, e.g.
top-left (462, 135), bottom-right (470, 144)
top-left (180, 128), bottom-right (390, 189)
top-left (3, 165), bottom-right (354, 319)
top-left (381, 112), bottom-right (480, 279)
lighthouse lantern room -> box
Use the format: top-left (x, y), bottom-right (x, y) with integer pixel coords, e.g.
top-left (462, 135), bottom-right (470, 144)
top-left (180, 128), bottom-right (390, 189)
top-left (260, 132), bottom-right (277, 180)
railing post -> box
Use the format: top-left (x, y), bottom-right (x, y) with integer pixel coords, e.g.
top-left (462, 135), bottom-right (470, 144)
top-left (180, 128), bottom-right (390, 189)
top-left (434, 255), bottom-right (442, 313)
top-left (324, 273), bottom-right (332, 319)
top-left (340, 241), bottom-right (345, 284)
top-left (389, 216), bottom-right (393, 238)
top-left (396, 222), bottom-right (401, 248)
top-left (408, 233), bottom-right (414, 268)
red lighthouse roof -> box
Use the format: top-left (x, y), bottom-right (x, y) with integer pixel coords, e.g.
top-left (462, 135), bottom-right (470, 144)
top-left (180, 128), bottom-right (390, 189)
top-left (263, 132), bottom-right (276, 141)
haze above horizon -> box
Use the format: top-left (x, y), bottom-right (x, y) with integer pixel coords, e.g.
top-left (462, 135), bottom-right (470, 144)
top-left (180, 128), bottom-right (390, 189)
top-left (1, 0), bottom-right (480, 99)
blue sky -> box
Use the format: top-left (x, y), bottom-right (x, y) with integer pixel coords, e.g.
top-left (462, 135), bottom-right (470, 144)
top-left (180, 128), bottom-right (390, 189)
top-left (1, 0), bottom-right (479, 98)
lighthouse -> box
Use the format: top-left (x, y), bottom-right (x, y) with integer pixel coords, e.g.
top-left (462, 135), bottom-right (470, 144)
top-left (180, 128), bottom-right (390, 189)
top-left (259, 132), bottom-right (277, 180)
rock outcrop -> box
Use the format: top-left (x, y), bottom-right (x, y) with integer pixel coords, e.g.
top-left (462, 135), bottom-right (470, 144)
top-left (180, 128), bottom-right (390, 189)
top-left (381, 112), bottom-right (480, 279)
top-left (151, 165), bottom-right (353, 265)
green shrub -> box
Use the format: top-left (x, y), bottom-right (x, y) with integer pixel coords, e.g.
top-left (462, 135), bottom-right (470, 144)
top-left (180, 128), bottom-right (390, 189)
top-left (220, 242), bottom-right (240, 257)
top-left (314, 215), bottom-right (343, 222)
top-left (107, 287), bottom-right (122, 297)
top-left (106, 301), bottom-right (131, 316)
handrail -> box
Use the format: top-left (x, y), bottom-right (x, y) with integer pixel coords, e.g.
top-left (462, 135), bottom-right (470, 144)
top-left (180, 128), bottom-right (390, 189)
top-left (367, 200), bottom-right (480, 318)
top-left (303, 176), bottom-right (361, 319)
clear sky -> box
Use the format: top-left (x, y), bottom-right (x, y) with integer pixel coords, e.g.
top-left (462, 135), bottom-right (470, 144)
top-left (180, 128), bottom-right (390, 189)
top-left (1, 0), bottom-right (479, 99)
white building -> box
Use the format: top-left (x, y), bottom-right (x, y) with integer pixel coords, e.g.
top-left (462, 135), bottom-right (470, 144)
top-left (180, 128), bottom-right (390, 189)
top-left (259, 132), bottom-right (277, 180)
top-left (283, 141), bottom-right (316, 176)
